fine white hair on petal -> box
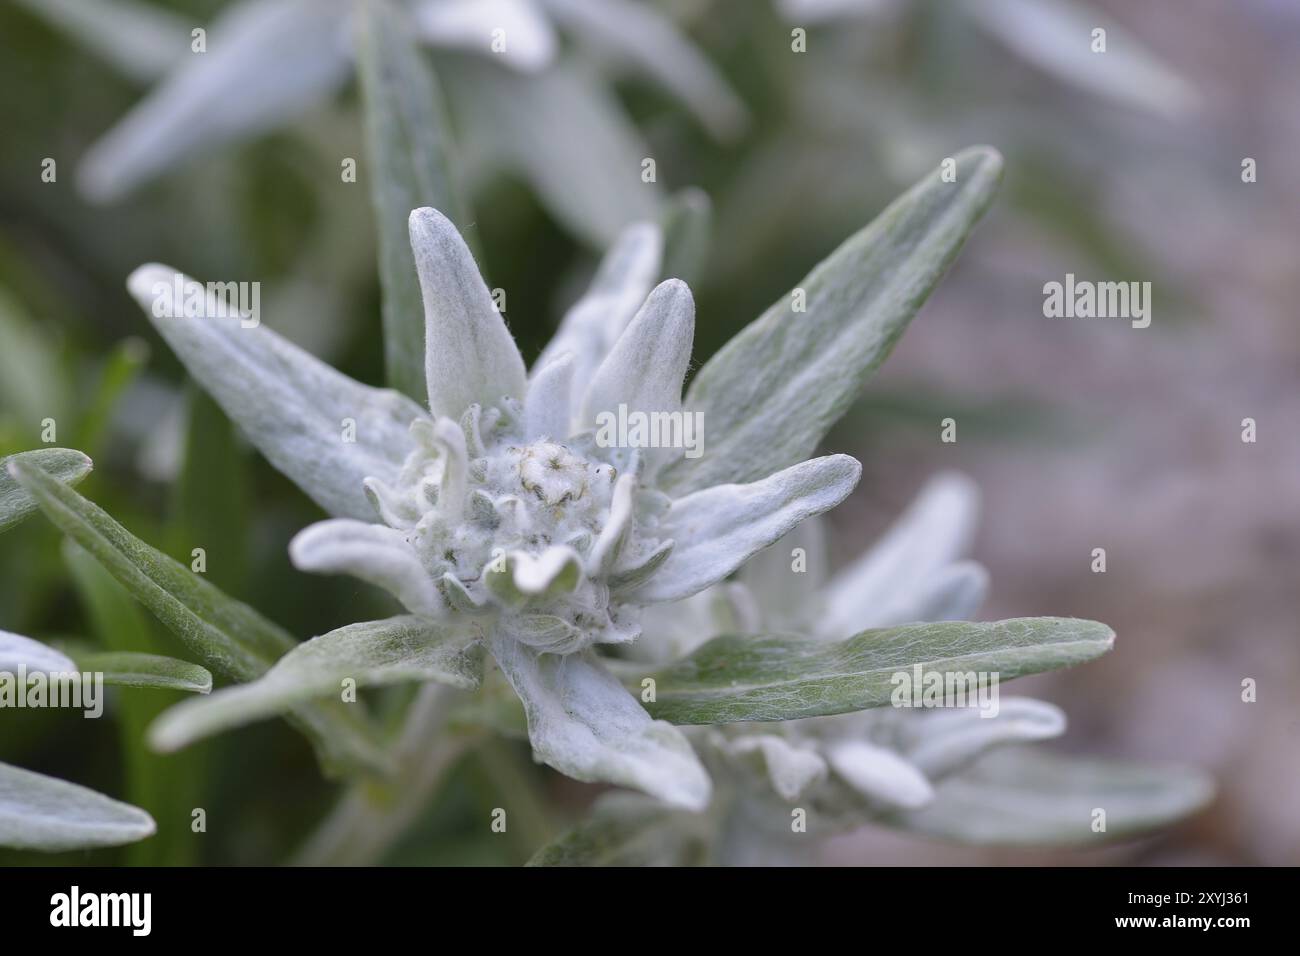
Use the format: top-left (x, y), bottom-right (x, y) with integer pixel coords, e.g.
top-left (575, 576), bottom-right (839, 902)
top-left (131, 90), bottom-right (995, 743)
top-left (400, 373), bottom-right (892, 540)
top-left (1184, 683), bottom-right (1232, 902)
top-left (579, 278), bottom-right (695, 433)
top-left (535, 221), bottom-right (662, 410)
top-left (523, 351), bottom-right (575, 442)
top-left (587, 473), bottom-right (636, 576)
top-left (489, 634), bottom-right (712, 810)
top-left (509, 545), bottom-right (584, 596)
top-left (126, 264), bottom-right (424, 522)
top-left (824, 739), bottom-right (934, 809)
top-left (631, 454), bottom-right (862, 604)
top-left (409, 207), bottom-right (528, 419)
top-left (289, 519), bottom-right (442, 617)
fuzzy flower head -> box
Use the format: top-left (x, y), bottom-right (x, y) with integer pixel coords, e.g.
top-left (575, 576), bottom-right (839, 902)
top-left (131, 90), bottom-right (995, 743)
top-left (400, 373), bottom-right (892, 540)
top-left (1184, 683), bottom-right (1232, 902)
top-left (127, 207), bottom-right (859, 809)
top-left (281, 210), bottom-right (857, 659)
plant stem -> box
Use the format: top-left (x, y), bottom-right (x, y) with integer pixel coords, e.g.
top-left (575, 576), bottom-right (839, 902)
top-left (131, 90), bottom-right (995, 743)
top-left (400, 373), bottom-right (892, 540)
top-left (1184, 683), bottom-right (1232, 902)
top-left (292, 683), bottom-right (480, 866)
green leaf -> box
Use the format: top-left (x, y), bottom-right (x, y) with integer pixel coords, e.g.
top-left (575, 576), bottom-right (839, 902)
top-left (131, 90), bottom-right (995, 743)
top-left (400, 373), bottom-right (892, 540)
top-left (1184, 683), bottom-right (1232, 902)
top-left (0, 448), bottom-right (92, 534)
top-left (527, 794), bottom-right (701, 867)
top-left (8, 457), bottom-right (391, 778)
top-left (77, 337), bottom-right (150, 460)
top-left (149, 616), bottom-right (483, 752)
top-left (637, 617), bottom-right (1114, 725)
top-left (63, 538), bottom-right (205, 866)
top-left (661, 146), bottom-right (1003, 494)
top-left (174, 387), bottom-right (249, 594)
top-left (891, 747), bottom-right (1214, 846)
top-left (0, 289), bottom-right (72, 438)
top-left (12, 0), bottom-right (188, 83)
top-left (357, 0), bottom-right (470, 400)
top-left (72, 650), bottom-right (212, 694)
top-left (660, 188), bottom-right (712, 287)
top-left (0, 762), bottom-right (155, 852)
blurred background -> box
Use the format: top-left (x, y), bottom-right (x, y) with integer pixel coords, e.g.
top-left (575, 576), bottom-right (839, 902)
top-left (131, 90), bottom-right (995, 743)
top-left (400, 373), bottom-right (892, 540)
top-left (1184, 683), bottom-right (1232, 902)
top-left (0, 0), bottom-right (1296, 865)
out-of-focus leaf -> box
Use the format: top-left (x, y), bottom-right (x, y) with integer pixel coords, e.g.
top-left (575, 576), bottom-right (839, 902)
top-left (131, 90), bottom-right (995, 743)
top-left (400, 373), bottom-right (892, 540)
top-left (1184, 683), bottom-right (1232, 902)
top-left (661, 147), bottom-right (1002, 494)
top-left (77, 338), bottom-right (150, 460)
top-left (960, 0), bottom-right (1196, 118)
top-left (13, 0), bottom-right (188, 83)
top-left (445, 54), bottom-right (661, 248)
top-left (660, 188), bottom-right (712, 287)
top-left (78, 0), bottom-right (352, 202)
top-left (150, 616), bottom-right (483, 751)
top-left (892, 747), bottom-right (1214, 845)
top-left (0, 629), bottom-right (75, 673)
top-left (539, 0), bottom-right (748, 140)
top-left (174, 388), bottom-right (248, 594)
top-left (0, 763), bottom-right (155, 852)
top-left (638, 617), bottom-right (1114, 725)
top-left (0, 449), bottom-right (91, 534)
top-left (527, 793), bottom-right (701, 866)
top-left (0, 289), bottom-right (71, 439)
top-left (358, 0), bottom-right (472, 400)
top-left (8, 458), bottom-right (391, 778)
top-left (63, 539), bottom-right (205, 866)
top-left (413, 0), bottom-right (556, 72)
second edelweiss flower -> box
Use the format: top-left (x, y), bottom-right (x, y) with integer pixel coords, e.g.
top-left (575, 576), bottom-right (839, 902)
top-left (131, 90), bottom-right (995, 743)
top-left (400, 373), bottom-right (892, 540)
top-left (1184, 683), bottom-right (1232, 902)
top-left (127, 208), bottom-right (860, 809)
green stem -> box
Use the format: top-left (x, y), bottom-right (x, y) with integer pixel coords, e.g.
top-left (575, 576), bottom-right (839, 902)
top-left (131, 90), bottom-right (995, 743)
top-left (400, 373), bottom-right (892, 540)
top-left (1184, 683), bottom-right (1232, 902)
top-left (292, 684), bottom-right (480, 866)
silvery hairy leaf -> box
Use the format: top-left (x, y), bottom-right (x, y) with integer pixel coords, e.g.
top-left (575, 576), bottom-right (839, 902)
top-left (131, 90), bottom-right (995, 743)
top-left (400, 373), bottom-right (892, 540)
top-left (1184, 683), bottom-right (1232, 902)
top-left (127, 265), bottom-right (425, 522)
top-left (150, 616), bottom-right (483, 752)
top-left (661, 147), bottom-right (1003, 494)
top-left (0, 448), bottom-right (92, 534)
top-left (6, 457), bottom-right (391, 778)
top-left (490, 634), bottom-right (711, 810)
top-left (359, 0), bottom-right (471, 400)
top-left (0, 763), bottom-right (155, 852)
top-left (69, 651), bottom-right (213, 694)
top-left (637, 617), bottom-right (1114, 725)
top-left (892, 747), bottom-right (1214, 846)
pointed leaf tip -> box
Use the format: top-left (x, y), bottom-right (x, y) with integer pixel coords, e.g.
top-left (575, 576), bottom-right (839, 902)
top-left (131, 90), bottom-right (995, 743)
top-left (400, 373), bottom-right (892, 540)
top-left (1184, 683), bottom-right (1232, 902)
top-left (409, 207), bottom-right (527, 418)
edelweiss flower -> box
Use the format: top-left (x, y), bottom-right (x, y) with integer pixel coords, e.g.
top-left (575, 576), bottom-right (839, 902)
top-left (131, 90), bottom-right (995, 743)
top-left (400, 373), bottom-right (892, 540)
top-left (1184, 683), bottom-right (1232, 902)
top-left (637, 474), bottom-right (1062, 821)
top-left (127, 208), bottom-right (859, 809)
